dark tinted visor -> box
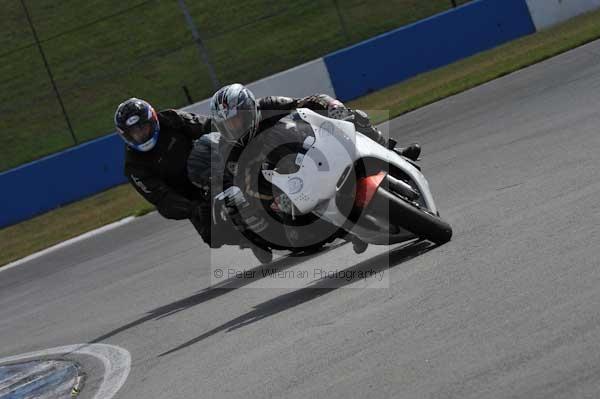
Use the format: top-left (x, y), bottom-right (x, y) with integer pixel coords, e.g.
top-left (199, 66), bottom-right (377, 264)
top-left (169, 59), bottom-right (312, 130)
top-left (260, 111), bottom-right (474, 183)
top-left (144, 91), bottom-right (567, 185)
top-left (215, 110), bottom-right (254, 142)
top-left (120, 122), bottom-right (152, 144)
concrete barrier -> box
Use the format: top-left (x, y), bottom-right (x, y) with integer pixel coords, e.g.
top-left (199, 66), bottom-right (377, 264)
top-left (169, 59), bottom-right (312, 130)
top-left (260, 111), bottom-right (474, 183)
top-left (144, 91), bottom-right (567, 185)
top-left (525, 0), bottom-right (600, 30)
top-left (323, 0), bottom-right (535, 101)
top-left (182, 58), bottom-right (335, 115)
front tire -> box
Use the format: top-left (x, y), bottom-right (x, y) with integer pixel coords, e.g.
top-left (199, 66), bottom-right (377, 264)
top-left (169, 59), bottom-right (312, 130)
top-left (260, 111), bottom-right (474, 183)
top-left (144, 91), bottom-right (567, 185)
top-left (367, 187), bottom-right (452, 245)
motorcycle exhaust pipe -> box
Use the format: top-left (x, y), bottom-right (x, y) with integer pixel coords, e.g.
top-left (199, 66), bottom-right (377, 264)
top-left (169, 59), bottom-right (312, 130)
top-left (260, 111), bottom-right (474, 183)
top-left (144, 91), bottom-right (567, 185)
top-left (384, 175), bottom-right (420, 201)
top-left (353, 172), bottom-right (420, 210)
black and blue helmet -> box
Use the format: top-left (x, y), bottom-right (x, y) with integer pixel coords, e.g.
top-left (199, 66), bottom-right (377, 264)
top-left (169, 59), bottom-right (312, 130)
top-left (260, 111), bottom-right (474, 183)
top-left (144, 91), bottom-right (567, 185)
top-left (114, 98), bottom-right (160, 152)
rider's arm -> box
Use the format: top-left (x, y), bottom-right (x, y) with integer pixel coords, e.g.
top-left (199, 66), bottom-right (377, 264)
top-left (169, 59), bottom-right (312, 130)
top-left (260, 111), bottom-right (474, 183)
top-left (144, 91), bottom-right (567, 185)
top-left (292, 95), bottom-right (383, 143)
top-left (125, 161), bottom-right (198, 220)
top-left (296, 94), bottom-right (345, 113)
top-left (258, 94), bottom-right (346, 124)
top-left (257, 96), bottom-right (298, 123)
top-left (158, 109), bottom-right (214, 141)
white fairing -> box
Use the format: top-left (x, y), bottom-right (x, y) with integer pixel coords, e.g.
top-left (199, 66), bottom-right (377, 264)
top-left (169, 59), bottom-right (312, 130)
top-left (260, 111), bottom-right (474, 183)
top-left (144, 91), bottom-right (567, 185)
top-left (262, 109), bottom-right (438, 238)
top-left (354, 132), bottom-right (438, 214)
top-left (262, 108), bottom-right (357, 214)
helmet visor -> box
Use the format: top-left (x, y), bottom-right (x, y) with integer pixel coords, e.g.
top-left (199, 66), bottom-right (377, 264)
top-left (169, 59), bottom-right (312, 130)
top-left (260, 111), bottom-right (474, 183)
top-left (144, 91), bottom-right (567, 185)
top-left (215, 109), bottom-right (255, 143)
top-left (119, 122), bottom-right (153, 145)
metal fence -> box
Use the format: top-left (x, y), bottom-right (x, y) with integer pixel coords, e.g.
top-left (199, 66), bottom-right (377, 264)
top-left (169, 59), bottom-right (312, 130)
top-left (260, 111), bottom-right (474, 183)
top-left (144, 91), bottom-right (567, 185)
top-left (0, 0), bottom-right (471, 171)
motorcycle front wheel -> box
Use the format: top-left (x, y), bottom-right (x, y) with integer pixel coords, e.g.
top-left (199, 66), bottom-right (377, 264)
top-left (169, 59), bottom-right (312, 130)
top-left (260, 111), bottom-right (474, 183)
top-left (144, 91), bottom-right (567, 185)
top-left (366, 186), bottom-right (452, 245)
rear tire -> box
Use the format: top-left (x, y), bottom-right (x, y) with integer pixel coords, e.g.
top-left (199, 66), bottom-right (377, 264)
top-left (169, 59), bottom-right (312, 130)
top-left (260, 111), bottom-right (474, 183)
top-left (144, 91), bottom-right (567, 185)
top-left (367, 187), bottom-right (452, 245)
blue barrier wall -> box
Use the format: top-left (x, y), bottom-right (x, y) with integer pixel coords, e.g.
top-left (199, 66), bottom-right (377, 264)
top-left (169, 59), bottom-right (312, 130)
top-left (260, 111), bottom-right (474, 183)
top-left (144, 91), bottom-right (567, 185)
top-left (0, 133), bottom-right (126, 227)
top-left (323, 0), bottom-right (535, 101)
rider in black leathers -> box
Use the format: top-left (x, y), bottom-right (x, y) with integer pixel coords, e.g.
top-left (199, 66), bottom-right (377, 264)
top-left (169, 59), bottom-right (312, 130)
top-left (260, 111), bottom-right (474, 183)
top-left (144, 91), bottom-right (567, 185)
top-left (186, 92), bottom-right (354, 250)
top-left (114, 95), bottom-right (371, 250)
top-left (187, 84), bottom-right (421, 259)
top-left (115, 99), bottom-right (215, 242)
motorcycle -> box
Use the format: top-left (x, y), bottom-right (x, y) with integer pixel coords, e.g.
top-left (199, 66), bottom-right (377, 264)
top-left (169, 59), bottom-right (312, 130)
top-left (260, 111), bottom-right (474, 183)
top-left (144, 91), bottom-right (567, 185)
top-left (200, 108), bottom-right (452, 263)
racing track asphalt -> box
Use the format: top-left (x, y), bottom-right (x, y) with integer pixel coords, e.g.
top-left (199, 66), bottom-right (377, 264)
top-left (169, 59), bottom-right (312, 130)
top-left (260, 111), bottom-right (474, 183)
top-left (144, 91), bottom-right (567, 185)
top-left (1, 39), bottom-right (600, 399)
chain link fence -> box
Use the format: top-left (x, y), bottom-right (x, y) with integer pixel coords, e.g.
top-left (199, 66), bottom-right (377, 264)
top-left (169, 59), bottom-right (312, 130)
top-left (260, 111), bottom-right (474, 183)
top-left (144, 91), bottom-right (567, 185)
top-left (0, 0), bottom-right (472, 171)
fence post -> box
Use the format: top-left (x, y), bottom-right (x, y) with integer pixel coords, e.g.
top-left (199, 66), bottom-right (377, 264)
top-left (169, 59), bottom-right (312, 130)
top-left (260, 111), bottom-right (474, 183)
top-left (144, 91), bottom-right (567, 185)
top-left (20, 0), bottom-right (77, 145)
top-left (332, 0), bottom-right (351, 44)
top-left (182, 85), bottom-right (193, 104)
top-left (177, 0), bottom-right (221, 92)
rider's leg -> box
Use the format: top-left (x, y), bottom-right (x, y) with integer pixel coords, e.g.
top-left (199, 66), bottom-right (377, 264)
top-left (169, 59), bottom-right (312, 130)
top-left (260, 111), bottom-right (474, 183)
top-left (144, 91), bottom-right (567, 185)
top-left (352, 110), bottom-right (421, 161)
top-left (189, 208), bottom-right (217, 247)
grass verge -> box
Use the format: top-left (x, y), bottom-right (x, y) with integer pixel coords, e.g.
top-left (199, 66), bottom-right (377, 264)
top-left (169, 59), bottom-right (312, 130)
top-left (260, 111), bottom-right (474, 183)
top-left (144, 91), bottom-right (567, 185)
top-left (2, 8), bottom-right (600, 267)
top-left (0, 185), bottom-right (153, 266)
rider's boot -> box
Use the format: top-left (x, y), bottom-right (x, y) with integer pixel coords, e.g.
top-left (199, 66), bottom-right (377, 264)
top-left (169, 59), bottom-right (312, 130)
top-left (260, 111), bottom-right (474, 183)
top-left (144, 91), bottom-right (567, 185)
top-left (352, 238), bottom-right (368, 254)
top-left (395, 143), bottom-right (421, 162)
top-left (251, 245), bottom-right (273, 265)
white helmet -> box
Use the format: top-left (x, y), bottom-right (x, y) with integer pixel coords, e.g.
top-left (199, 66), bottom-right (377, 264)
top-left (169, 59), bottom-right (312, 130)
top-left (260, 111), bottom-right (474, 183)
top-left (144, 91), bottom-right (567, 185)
top-left (209, 84), bottom-right (259, 146)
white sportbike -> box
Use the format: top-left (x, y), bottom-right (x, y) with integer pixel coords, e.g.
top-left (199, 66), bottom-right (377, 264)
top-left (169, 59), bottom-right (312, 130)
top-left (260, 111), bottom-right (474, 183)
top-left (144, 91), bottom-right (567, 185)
top-left (258, 108), bottom-right (453, 250)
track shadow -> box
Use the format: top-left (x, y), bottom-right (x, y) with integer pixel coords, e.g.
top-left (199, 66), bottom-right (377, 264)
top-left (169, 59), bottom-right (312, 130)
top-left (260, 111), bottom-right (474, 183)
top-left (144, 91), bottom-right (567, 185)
top-left (91, 242), bottom-right (347, 344)
top-left (159, 240), bottom-right (435, 357)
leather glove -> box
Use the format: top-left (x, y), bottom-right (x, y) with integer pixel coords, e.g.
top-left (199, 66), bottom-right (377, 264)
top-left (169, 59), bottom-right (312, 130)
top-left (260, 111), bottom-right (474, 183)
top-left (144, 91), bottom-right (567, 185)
top-left (327, 100), bottom-right (351, 120)
top-left (221, 186), bottom-right (268, 234)
top-left (223, 186), bottom-right (249, 212)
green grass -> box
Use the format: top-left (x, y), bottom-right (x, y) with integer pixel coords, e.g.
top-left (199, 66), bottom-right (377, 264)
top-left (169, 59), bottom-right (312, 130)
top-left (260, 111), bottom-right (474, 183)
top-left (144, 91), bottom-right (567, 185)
top-left (3, 5), bottom-right (600, 268)
top-left (0, 184), bottom-right (152, 266)
top-left (0, 0), bottom-right (466, 172)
